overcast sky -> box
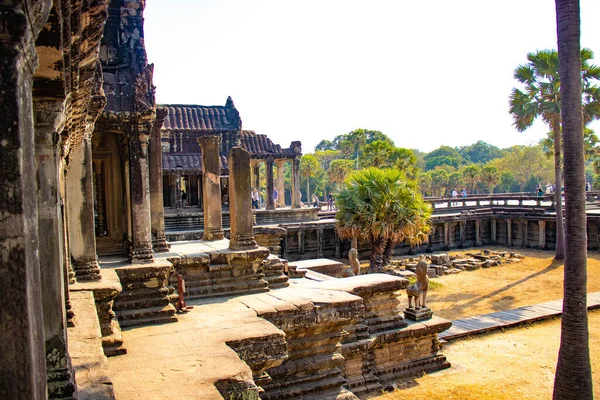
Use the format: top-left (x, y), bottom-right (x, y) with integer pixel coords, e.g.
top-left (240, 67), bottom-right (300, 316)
top-left (144, 1), bottom-right (600, 153)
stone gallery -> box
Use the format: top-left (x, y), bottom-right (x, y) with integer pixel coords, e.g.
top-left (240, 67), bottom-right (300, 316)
top-left (0, 1), bottom-right (453, 399)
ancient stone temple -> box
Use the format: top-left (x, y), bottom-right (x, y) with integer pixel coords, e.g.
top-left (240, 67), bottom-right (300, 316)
top-left (0, 1), bottom-right (452, 399)
top-left (160, 102), bottom-right (303, 210)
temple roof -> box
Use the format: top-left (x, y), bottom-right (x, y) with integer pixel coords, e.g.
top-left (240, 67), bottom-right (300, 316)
top-left (162, 153), bottom-right (229, 175)
top-left (161, 97), bottom-right (241, 132)
top-left (241, 130), bottom-right (283, 156)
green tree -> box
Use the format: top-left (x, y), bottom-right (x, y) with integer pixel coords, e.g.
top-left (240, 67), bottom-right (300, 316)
top-left (509, 48), bottom-right (600, 259)
top-left (490, 145), bottom-right (554, 191)
top-left (390, 148), bottom-right (418, 178)
top-left (360, 140), bottom-right (394, 168)
top-left (462, 164), bottom-right (481, 194)
top-left (540, 127), bottom-right (599, 160)
top-left (457, 140), bottom-right (504, 164)
top-left (430, 169), bottom-right (449, 196)
top-left (447, 172), bottom-right (464, 194)
top-left (315, 139), bottom-right (335, 151)
top-left (417, 172), bottom-right (432, 196)
top-left (328, 159), bottom-right (354, 190)
top-left (499, 171), bottom-right (517, 193)
top-left (299, 154), bottom-right (320, 200)
top-left (553, 3), bottom-right (593, 397)
top-left (335, 168), bottom-right (431, 272)
top-left (481, 165), bottom-right (499, 194)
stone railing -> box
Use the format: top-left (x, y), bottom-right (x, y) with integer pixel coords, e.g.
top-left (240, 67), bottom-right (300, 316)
top-left (429, 194), bottom-right (557, 214)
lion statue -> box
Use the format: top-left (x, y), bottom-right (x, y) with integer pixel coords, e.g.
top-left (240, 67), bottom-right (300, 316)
top-left (406, 257), bottom-right (429, 309)
top-left (343, 248), bottom-right (361, 277)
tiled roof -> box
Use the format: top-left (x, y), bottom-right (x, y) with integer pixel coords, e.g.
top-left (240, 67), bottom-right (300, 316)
top-left (162, 153), bottom-right (229, 174)
top-left (161, 97), bottom-right (241, 132)
top-left (240, 130), bottom-right (283, 155)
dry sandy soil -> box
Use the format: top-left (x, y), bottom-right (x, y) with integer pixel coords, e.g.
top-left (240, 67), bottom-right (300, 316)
top-left (370, 247), bottom-right (600, 399)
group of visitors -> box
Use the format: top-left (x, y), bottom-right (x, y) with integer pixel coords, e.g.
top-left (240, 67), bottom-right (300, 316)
top-left (251, 187), bottom-right (281, 209)
top-left (451, 188), bottom-right (468, 198)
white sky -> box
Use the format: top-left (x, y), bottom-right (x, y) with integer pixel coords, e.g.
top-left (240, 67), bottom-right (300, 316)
top-left (144, 1), bottom-right (600, 153)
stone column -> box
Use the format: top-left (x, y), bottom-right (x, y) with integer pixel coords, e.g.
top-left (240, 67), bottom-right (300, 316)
top-left (266, 158), bottom-right (275, 210)
top-left (521, 219), bottom-right (528, 249)
top-left (491, 218), bottom-right (497, 244)
top-left (538, 220), bottom-right (546, 249)
top-left (507, 219), bottom-right (512, 247)
top-left (35, 100), bottom-right (76, 398)
top-left (67, 137), bottom-right (101, 280)
top-left (276, 160), bottom-right (286, 207)
top-left (298, 230), bottom-right (305, 255)
top-left (443, 222), bottom-right (450, 250)
top-left (317, 228), bottom-right (324, 258)
top-left (127, 126), bottom-right (154, 263)
top-left (251, 160), bottom-right (259, 190)
top-left (229, 146), bottom-right (258, 250)
top-left (475, 219), bottom-right (482, 246)
top-left (150, 109), bottom-right (170, 252)
top-left (291, 156), bottom-right (301, 208)
top-left (459, 221), bottom-right (466, 248)
top-left (198, 136), bottom-right (224, 240)
top-left (0, 10), bottom-right (48, 397)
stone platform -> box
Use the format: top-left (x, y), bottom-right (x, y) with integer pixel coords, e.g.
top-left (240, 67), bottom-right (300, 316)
top-left (288, 258), bottom-right (346, 277)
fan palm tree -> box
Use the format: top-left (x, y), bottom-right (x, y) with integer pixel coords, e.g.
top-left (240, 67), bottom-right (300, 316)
top-left (553, 1), bottom-right (593, 398)
top-left (299, 154), bottom-right (320, 201)
top-left (328, 159), bottom-right (353, 190)
top-left (509, 47), bottom-right (600, 260)
top-left (335, 168), bottom-right (431, 272)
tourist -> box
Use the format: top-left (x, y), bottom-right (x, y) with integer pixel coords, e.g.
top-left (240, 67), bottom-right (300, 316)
top-left (538, 187), bottom-right (544, 197)
top-left (312, 193), bottom-right (319, 208)
top-left (181, 190), bottom-right (187, 207)
top-left (586, 182), bottom-right (591, 192)
top-left (251, 188), bottom-right (259, 209)
top-left (328, 195), bottom-right (334, 211)
top-left (451, 188), bottom-right (458, 198)
top-left (274, 187), bottom-right (279, 207)
top-left (461, 189), bottom-right (467, 198)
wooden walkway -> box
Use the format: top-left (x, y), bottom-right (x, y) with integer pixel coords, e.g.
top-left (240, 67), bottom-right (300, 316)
top-left (439, 292), bottom-right (600, 341)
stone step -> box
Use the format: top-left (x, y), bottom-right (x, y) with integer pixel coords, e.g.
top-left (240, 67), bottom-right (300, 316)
top-left (113, 296), bottom-right (172, 312)
top-left (185, 282), bottom-right (269, 300)
top-left (116, 305), bottom-right (177, 327)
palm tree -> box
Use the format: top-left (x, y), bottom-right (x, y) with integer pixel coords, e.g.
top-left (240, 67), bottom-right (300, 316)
top-left (346, 129), bottom-right (367, 170)
top-left (328, 159), bottom-right (353, 190)
top-left (462, 164), bottom-right (481, 194)
top-left (509, 48), bottom-right (600, 259)
top-left (481, 165), bottom-right (499, 194)
top-left (335, 168), bottom-right (431, 272)
top-left (553, 1), bottom-right (593, 398)
top-left (299, 154), bottom-right (320, 201)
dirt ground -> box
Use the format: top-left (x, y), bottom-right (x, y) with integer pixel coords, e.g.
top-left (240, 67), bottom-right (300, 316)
top-left (370, 247), bottom-right (600, 399)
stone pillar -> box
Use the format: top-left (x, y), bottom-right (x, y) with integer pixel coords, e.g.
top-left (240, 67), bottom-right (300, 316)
top-left (251, 160), bottom-right (259, 190)
top-left (0, 9), bottom-right (48, 397)
top-left (150, 109), bottom-right (170, 252)
top-left (475, 219), bottom-right (482, 246)
top-left (298, 230), bottom-right (305, 255)
top-left (459, 221), bottom-right (466, 248)
top-left (93, 160), bottom-right (106, 236)
top-left (538, 220), bottom-right (546, 249)
top-left (443, 222), bottom-right (450, 250)
top-left (291, 156), bottom-right (301, 208)
top-left (67, 137), bottom-right (101, 280)
top-left (127, 126), bottom-right (154, 263)
top-left (266, 158), bottom-right (275, 210)
top-left (229, 146), bottom-right (258, 250)
top-left (334, 234), bottom-right (341, 258)
top-left (276, 160), bottom-right (286, 207)
top-left (198, 136), bottom-right (224, 240)
top-left (507, 219), bottom-right (512, 247)
top-left (34, 101), bottom-right (76, 399)
top-left (491, 218), bottom-right (497, 244)
top-left (317, 228), bottom-right (324, 258)
top-left (521, 219), bottom-right (528, 249)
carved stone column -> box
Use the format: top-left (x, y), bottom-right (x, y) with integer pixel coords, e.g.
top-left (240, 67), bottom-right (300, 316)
top-left (538, 220), bottom-right (546, 249)
top-left (491, 218), bottom-right (497, 244)
top-left (127, 126), bottom-right (154, 263)
top-left (475, 219), bottom-right (482, 246)
top-left (266, 158), bottom-right (275, 210)
top-left (276, 160), bottom-right (286, 207)
top-left (93, 160), bottom-right (105, 236)
top-left (443, 222), bottom-right (450, 250)
top-left (34, 100), bottom-right (75, 399)
top-left (67, 136), bottom-right (101, 280)
top-left (198, 136), bottom-right (224, 240)
top-left (298, 230), bottom-right (305, 255)
top-left (0, 9), bottom-right (48, 397)
top-left (150, 109), bottom-right (170, 252)
top-left (459, 221), bottom-right (466, 248)
top-left (521, 219), bottom-right (528, 248)
top-left (291, 156), bottom-right (301, 208)
top-left (507, 219), bottom-right (512, 247)
top-left (229, 146), bottom-right (258, 250)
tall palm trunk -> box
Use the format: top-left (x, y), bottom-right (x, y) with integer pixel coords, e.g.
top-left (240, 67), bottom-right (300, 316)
top-left (552, 119), bottom-right (565, 260)
top-left (553, 1), bottom-right (593, 398)
top-left (369, 236), bottom-right (386, 273)
top-left (382, 238), bottom-right (394, 266)
top-left (306, 179), bottom-right (310, 203)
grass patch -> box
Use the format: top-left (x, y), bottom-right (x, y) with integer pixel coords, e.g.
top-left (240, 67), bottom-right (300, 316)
top-left (406, 276), bottom-right (443, 290)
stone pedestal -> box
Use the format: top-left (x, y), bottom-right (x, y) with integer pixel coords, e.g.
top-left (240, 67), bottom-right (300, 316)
top-left (127, 128), bottom-right (154, 263)
top-left (67, 137), bottom-right (101, 281)
top-left (198, 136), bottom-right (224, 240)
top-left (404, 306), bottom-right (434, 321)
top-left (150, 109), bottom-right (170, 252)
top-left (228, 146), bottom-right (258, 250)
top-left (34, 100), bottom-right (76, 399)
